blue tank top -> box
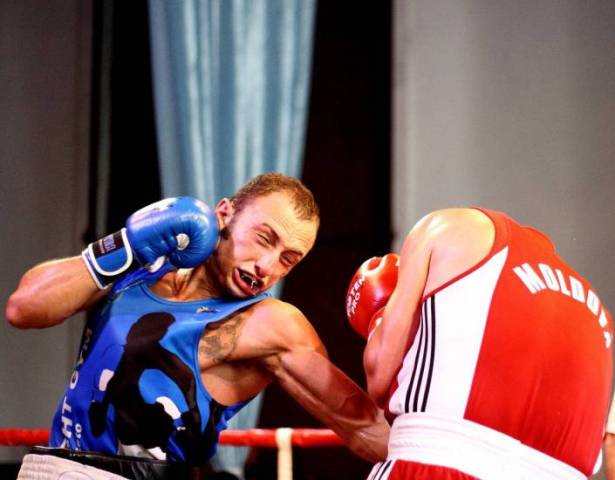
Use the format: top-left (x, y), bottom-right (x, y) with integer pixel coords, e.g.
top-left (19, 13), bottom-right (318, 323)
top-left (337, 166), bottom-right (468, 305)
top-left (49, 264), bottom-right (269, 464)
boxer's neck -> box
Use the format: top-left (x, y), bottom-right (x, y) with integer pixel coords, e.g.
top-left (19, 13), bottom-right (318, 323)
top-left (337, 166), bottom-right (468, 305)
top-left (151, 266), bottom-right (222, 301)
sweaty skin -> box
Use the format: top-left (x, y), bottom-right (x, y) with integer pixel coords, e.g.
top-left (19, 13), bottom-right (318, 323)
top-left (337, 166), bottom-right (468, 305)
top-left (7, 191), bottom-right (389, 462)
top-left (363, 208), bottom-right (495, 406)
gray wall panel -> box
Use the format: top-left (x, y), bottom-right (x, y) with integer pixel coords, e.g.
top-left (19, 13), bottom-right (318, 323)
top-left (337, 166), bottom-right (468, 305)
top-left (394, 2), bottom-right (615, 478)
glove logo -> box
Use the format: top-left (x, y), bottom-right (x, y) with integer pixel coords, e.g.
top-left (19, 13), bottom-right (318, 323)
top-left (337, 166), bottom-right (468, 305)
top-left (345, 254), bottom-right (399, 339)
top-left (101, 234), bottom-right (117, 253)
top-left (196, 306), bottom-right (220, 314)
top-left (346, 276), bottom-right (365, 318)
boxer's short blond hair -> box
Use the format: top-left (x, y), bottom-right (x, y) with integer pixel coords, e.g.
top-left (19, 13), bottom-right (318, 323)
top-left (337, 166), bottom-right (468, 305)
top-left (231, 172), bottom-right (320, 224)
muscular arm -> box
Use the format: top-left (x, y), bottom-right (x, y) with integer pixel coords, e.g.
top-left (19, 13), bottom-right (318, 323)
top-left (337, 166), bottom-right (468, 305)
top-left (6, 256), bottom-right (107, 329)
top-left (246, 301), bottom-right (389, 462)
top-left (363, 214), bottom-right (433, 406)
top-left (273, 347), bottom-right (389, 462)
top-left (363, 209), bottom-right (495, 406)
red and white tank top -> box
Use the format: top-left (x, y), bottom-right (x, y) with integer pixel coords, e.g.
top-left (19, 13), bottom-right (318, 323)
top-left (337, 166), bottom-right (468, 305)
top-left (386, 208), bottom-right (613, 475)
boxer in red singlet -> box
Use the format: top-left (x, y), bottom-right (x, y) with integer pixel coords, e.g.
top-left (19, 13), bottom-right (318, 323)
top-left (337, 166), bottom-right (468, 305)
top-left (347, 208), bottom-right (613, 479)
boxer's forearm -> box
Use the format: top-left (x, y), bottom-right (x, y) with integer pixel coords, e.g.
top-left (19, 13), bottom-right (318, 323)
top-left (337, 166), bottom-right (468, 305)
top-left (347, 408), bottom-right (390, 462)
top-left (6, 256), bottom-right (106, 329)
top-left (271, 348), bottom-right (389, 462)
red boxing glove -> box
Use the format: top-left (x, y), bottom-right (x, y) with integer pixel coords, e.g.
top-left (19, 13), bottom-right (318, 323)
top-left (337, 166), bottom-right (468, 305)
top-left (345, 253), bottom-right (399, 339)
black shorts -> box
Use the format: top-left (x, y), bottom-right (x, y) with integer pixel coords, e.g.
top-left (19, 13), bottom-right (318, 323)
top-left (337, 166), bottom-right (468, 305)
top-left (29, 446), bottom-right (203, 480)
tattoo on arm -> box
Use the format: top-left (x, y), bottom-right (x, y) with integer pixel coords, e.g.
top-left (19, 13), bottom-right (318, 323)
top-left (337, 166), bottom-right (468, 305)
top-left (200, 315), bottom-right (243, 362)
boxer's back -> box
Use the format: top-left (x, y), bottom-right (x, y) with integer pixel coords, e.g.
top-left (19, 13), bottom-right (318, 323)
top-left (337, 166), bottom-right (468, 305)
top-left (387, 208), bottom-right (613, 475)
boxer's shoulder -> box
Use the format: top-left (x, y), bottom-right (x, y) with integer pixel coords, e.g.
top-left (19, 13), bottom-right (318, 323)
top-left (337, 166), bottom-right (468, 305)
top-left (410, 208), bottom-right (492, 238)
top-left (402, 208), bottom-right (494, 256)
top-left (246, 297), bottom-right (312, 332)
top-left (248, 296), bottom-right (301, 315)
top-left (410, 208), bottom-right (496, 294)
top-left (198, 297), bottom-right (322, 369)
top-left (425, 208), bottom-right (494, 250)
top-left (241, 298), bottom-right (322, 352)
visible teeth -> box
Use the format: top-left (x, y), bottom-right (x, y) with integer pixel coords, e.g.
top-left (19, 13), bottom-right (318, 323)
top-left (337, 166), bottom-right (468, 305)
top-left (240, 271), bottom-right (257, 289)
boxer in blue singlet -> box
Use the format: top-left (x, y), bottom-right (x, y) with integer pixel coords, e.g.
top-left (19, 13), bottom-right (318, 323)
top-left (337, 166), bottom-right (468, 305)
top-left (7, 173), bottom-right (389, 480)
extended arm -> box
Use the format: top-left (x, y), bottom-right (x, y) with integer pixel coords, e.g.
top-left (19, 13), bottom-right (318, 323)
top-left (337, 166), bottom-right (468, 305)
top-left (250, 301), bottom-right (389, 462)
top-left (272, 347), bottom-right (389, 462)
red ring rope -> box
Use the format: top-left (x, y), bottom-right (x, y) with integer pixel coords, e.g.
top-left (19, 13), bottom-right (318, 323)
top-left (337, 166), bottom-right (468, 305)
top-left (0, 428), bottom-right (343, 448)
top-left (0, 429), bottom-right (49, 447)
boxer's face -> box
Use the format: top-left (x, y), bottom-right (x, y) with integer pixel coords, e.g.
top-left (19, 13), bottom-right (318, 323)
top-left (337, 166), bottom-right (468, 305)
top-left (210, 191), bottom-right (317, 298)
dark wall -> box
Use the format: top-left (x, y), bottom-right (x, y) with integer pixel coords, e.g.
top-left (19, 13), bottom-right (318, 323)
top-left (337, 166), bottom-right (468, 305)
top-left (90, 0), bottom-right (161, 238)
top-left (255, 1), bottom-right (391, 479)
top-left (106, 0), bottom-right (160, 229)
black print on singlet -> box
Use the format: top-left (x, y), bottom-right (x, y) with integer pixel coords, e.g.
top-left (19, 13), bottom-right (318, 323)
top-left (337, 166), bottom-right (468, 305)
top-left (405, 295), bottom-right (436, 413)
top-left (88, 312), bottom-right (219, 462)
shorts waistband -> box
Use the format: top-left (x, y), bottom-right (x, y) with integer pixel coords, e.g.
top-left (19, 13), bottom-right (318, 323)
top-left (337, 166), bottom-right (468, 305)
top-left (388, 414), bottom-right (586, 480)
top-left (29, 446), bottom-right (196, 480)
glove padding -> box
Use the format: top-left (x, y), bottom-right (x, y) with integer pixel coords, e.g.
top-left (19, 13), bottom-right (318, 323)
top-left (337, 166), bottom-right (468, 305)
top-left (83, 197), bottom-right (219, 289)
top-left (346, 253), bottom-right (399, 339)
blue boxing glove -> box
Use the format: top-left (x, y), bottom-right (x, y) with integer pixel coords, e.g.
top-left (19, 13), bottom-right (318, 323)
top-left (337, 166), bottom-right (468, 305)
top-left (82, 197), bottom-right (219, 289)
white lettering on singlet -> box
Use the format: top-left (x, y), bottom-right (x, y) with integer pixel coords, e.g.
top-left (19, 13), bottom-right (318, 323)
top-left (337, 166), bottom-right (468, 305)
top-left (556, 269), bottom-right (571, 296)
top-left (570, 276), bottom-right (585, 302)
top-left (538, 263), bottom-right (559, 291)
top-left (512, 264), bottom-right (546, 293)
top-left (587, 290), bottom-right (600, 315)
top-left (61, 396), bottom-right (73, 439)
top-left (513, 262), bottom-right (612, 348)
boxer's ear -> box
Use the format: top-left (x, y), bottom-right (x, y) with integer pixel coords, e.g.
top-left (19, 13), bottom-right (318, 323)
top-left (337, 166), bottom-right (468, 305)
top-left (215, 198), bottom-right (235, 229)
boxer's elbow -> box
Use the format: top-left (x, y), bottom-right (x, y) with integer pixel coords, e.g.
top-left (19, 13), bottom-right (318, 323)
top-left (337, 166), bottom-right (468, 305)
top-left (6, 292), bottom-right (29, 328)
top-left (6, 291), bottom-right (48, 329)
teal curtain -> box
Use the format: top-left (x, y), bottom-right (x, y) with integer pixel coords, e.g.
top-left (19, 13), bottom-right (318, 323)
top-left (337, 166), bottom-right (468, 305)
top-left (149, 0), bottom-right (316, 204)
top-left (148, 1), bottom-right (316, 477)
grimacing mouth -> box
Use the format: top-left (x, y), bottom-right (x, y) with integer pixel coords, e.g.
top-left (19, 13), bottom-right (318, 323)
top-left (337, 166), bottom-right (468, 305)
top-left (238, 269), bottom-right (262, 291)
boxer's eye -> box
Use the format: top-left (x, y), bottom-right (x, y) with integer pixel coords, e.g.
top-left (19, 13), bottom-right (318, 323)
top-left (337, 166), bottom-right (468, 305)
top-left (257, 234), bottom-right (270, 246)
